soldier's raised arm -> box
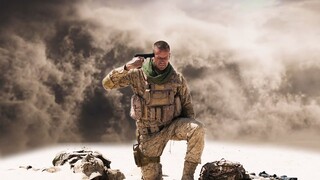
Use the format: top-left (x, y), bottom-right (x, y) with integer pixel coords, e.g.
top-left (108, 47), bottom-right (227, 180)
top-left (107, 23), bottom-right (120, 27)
top-left (102, 57), bottom-right (144, 90)
top-left (177, 74), bottom-right (195, 119)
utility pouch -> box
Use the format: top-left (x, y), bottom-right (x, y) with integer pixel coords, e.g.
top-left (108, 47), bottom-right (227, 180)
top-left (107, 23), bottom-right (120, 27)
top-left (162, 105), bottom-right (175, 123)
top-left (133, 144), bottom-right (160, 167)
top-left (174, 95), bottom-right (182, 117)
top-left (130, 94), bottom-right (142, 120)
top-left (144, 90), bottom-right (174, 107)
top-left (144, 84), bottom-right (174, 107)
top-left (133, 144), bottom-right (142, 167)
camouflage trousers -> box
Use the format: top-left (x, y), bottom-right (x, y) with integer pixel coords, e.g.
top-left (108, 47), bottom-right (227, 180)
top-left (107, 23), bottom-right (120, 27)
top-left (137, 118), bottom-right (205, 180)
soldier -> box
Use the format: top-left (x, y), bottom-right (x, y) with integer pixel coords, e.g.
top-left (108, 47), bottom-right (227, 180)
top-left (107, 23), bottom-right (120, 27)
top-left (102, 40), bottom-right (205, 180)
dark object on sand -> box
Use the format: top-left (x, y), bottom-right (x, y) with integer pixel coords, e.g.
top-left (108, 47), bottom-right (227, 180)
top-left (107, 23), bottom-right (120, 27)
top-left (199, 158), bottom-right (251, 180)
top-left (258, 171), bottom-right (298, 180)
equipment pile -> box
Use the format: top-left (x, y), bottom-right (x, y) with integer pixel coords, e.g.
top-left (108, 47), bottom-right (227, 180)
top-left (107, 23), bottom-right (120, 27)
top-left (198, 159), bottom-right (298, 180)
top-left (52, 149), bottom-right (125, 180)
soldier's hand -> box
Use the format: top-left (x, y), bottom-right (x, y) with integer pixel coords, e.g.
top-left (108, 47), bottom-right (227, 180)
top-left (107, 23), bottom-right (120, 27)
top-left (125, 57), bottom-right (144, 70)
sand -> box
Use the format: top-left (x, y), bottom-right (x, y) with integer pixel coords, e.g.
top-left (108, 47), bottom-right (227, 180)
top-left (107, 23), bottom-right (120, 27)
top-left (0, 140), bottom-right (319, 179)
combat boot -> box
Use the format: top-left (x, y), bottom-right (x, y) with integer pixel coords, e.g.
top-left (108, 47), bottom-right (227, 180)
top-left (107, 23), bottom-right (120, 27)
top-left (181, 161), bottom-right (198, 180)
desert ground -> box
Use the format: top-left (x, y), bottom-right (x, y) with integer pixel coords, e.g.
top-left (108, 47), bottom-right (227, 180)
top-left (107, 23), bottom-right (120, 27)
top-left (1, 140), bottom-right (319, 179)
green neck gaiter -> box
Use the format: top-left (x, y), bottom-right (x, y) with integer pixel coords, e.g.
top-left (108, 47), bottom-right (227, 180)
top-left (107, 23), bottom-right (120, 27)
top-left (142, 59), bottom-right (174, 84)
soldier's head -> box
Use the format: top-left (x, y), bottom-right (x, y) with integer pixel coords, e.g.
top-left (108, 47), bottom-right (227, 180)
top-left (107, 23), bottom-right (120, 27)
top-left (153, 40), bottom-right (171, 71)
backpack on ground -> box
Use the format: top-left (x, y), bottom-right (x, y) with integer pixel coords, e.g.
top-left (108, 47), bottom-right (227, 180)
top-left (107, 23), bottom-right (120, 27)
top-left (199, 158), bottom-right (250, 180)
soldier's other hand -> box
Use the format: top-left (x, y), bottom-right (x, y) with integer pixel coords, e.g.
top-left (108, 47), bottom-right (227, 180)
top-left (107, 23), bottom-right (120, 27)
top-left (125, 57), bottom-right (144, 70)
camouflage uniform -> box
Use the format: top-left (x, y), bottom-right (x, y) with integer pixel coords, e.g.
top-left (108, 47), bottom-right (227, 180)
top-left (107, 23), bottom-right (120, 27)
top-left (103, 63), bottom-right (205, 180)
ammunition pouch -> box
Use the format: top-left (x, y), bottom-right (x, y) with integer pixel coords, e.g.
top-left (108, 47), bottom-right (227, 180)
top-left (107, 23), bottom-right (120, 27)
top-left (133, 144), bottom-right (160, 167)
top-left (144, 89), bottom-right (174, 107)
top-left (130, 94), bottom-right (181, 122)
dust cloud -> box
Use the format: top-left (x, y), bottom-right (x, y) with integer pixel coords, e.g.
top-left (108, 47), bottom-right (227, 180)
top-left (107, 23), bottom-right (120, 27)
top-left (1, 0), bottom-right (320, 155)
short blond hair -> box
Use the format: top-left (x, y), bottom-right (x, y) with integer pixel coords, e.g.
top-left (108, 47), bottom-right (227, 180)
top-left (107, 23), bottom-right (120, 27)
top-left (153, 40), bottom-right (170, 51)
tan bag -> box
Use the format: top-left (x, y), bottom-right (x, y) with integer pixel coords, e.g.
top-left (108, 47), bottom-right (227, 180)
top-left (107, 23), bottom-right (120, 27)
top-left (130, 94), bottom-right (142, 120)
top-left (174, 96), bottom-right (182, 117)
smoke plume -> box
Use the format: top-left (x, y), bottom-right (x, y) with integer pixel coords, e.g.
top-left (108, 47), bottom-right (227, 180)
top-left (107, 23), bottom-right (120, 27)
top-left (1, 0), bottom-right (320, 155)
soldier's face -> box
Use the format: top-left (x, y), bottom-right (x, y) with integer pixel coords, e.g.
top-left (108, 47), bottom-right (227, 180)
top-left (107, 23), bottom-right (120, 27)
top-left (153, 47), bottom-right (170, 71)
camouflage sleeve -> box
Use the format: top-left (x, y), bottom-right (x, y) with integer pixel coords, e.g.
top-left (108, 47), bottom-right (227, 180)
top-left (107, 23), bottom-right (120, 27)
top-left (102, 65), bottom-right (131, 90)
top-left (178, 74), bottom-right (195, 118)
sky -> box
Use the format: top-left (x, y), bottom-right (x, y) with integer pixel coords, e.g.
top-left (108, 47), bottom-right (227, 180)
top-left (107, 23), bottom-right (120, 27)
top-left (1, 0), bottom-right (320, 156)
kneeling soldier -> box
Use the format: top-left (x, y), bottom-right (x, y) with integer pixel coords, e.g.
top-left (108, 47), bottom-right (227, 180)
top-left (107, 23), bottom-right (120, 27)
top-left (102, 40), bottom-right (205, 180)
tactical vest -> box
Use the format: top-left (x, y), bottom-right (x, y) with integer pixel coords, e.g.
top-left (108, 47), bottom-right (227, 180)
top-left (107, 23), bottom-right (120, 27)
top-left (130, 70), bottom-right (182, 134)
